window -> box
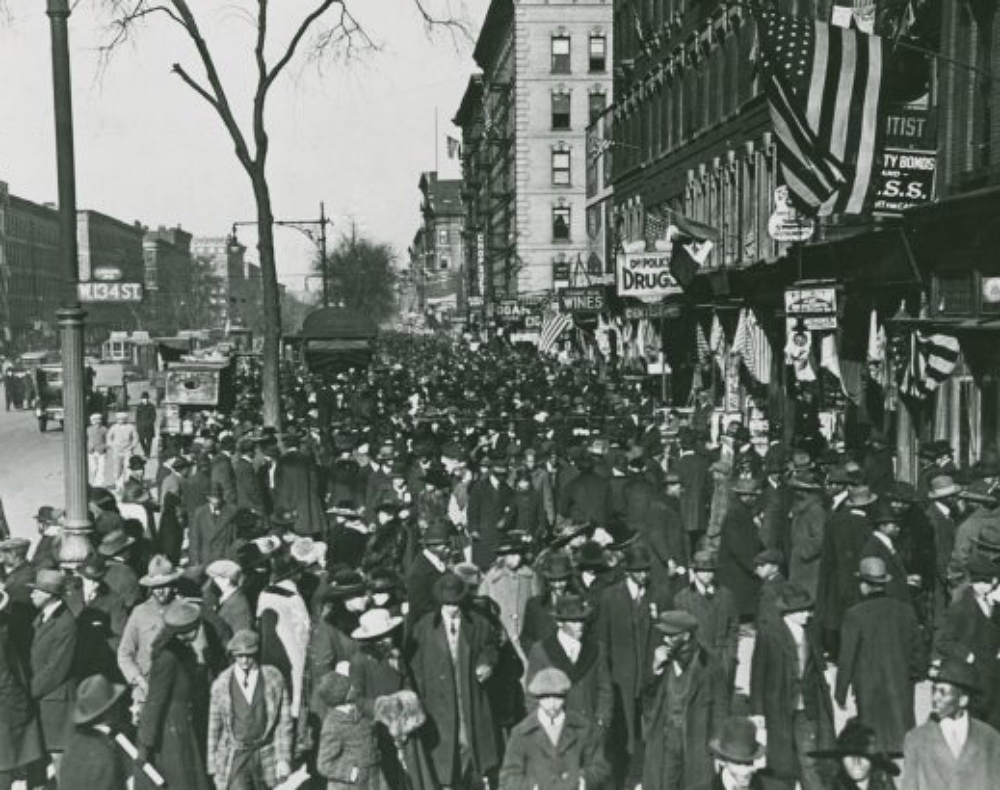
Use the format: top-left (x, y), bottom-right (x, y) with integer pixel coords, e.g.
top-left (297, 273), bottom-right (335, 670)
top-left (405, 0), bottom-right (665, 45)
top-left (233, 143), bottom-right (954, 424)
top-left (552, 93), bottom-right (571, 130)
top-left (552, 150), bottom-right (571, 185)
top-left (437, 228), bottom-right (449, 246)
top-left (589, 92), bottom-right (605, 124)
top-left (589, 34), bottom-right (607, 72)
top-left (552, 206), bottom-right (571, 240)
top-left (439, 256), bottom-right (450, 270)
top-left (551, 35), bottom-right (571, 73)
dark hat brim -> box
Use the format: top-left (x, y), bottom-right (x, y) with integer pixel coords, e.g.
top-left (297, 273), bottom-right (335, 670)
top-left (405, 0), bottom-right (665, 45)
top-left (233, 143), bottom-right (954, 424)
top-left (808, 749), bottom-right (901, 775)
top-left (74, 682), bottom-right (128, 724)
top-left (708, 737), bottom-right (766, 764)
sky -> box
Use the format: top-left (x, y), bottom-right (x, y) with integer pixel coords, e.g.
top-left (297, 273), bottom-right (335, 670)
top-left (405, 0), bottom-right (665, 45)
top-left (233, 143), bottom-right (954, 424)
top-left (0, 0), bottom-right (487, 295)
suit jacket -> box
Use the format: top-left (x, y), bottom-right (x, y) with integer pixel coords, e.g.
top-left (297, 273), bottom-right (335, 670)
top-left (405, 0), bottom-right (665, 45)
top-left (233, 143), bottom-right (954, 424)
top-left (234, 456), bottom-right (265, 514)
top-left (31, 603), bottom-right (77, 751)
top-left (498, 710), bottom-right (610, 790)
top-left (902, 716), bottom-right (1000, 790)
top-left (525, 631), bottom-right (613, 727)
top-left (207, 664), bottom-right (293, 790)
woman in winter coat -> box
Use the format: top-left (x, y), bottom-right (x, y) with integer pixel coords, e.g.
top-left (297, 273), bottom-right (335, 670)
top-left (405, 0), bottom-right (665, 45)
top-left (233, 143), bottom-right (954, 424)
top-left (0, 591), bottom-right (43, 790)
top-left (135, 601), bottom-right (211, 790)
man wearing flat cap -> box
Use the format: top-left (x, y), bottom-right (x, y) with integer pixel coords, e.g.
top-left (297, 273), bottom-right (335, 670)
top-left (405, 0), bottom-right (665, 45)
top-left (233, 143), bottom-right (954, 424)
top-left (207, 629), bottom-right (293, 790)
top-left (642, 610), bottom-right (730, 790)
top-left (407, 572), bottom-right (501, 789)
top-left (901, 653), bottom-right (1000, 790)
top-left (498, 668), bottom-right (609, 790)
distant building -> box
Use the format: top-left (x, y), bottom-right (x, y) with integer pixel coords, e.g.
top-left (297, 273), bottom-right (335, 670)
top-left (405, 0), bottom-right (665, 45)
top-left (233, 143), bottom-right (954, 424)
top-left (143, 225), bottom-right (193, 333)
top-left (191, 235), bottom-right (250, 330)
top-left (418, 172), bottom-right (464, 319)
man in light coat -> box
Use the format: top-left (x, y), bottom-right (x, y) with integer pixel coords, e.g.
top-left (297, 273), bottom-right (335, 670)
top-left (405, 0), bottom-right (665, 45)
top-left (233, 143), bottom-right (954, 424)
top-left (207, 630), bottom-right (293, 790)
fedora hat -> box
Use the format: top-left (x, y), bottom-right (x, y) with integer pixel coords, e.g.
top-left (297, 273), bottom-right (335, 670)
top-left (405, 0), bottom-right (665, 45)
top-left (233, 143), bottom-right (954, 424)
top-left (810, 719), bottom-right (900, 775)
top-left (227, 629), bottom-right (260, 656)
top-left (966, 554), bottom-right (1000, 583)
top-left (927, 475), bottom-right (962, 500)
top-left (776, 582), bottom-right (814, 613)
top-left (163, 600), bottom-right (201, 633)
top-left (553, 594), bottom-right (593, 622)
top-left (434, 573), bottom-right (468, 606)
top-left (623, 543), bottom-right (653, 572)
top-left (97, 529), bottom-right (135, 557)
top-left (73, 675), bottom-right (127, 725)
top-left (541, 552), bottom-right (574, 581)
top-left (690, 550), bottom-right (717, 572)
top-left (933, 654), bottom-right (980, 694)
top-left (973, 522), bottom-right (1000, 553)
top-left (527, 668), bottom-right (571, 697)
top-left (140, 555), bottom-right (182, 587)
top-left (78, 554), bottom-right (108, 582)
top-left (654, 610), bottom-right (699, 635)
top-left (352, 608), bottom-right (405, 641)
top-left (28, 569), bottom-right (65, 597)
top-left (846, 484), bottom-right (878, 508)
top-left (857, 556), bottom-right (891, 585)
top-left (709, 716), bottom-right (765, 764)
top-left (960, 479), bottom-right (999, 505)
top-left (790, 474), bottom-right (822, 492)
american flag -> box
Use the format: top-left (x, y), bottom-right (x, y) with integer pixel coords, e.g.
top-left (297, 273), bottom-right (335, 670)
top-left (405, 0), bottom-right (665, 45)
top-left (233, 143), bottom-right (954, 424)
top-left (539, 311), bottom-right (573, 355)
top-left (757, 8), bottom-right (887, 215)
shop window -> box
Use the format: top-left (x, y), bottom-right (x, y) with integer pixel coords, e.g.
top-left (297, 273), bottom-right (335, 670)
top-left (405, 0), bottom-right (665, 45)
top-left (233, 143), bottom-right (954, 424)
top-left (553, 206), bottom-right (571, 240)
top-left (437, 228), bottom-right (449, 245)
top-left (589, 34), bottom-right (607, 72)
top-left (552, 150), bottom-right (572, 186)
top-left (552, 93), bottom-right (571, 130)
top-left (552, 35), bottom-right (571, 74)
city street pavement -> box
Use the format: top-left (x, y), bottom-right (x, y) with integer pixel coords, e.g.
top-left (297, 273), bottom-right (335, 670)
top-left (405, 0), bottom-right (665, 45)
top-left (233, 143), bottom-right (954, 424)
top-left (0, 406), bottom-right (66, 540)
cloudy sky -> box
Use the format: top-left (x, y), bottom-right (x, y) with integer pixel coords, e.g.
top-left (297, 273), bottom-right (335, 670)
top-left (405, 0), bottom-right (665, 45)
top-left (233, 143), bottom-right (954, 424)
top-left (0, 0), bottom-right (486, 294)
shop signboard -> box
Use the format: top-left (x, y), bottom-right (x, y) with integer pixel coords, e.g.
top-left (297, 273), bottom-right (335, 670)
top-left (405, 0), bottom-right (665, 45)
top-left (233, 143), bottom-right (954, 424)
top-left (623, 301), bottom-right (681, 321)
top-left (553, 260), bottom-right (571, 281)
top-left (785, 283), bottom-right (838, 330)
top-left (616, 248), bottom-right (682, 299)
top-left (496, 299), bottom-right (526, 323)
top-left (768, 187), bottom-right (815, 243)
top-left (559, 286), bottom-right (606, 314)
top-left (468, 295), bottom-right (484, 308)
top-left (872, 104), bottom-right (937, 216)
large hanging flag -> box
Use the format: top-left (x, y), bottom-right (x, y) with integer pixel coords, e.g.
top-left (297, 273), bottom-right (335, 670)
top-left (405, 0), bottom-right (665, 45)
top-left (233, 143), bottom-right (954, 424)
top-left (539, 312), bottom-right (573, 355)
top-left (898, 331), bottom-right (960, 399)
top-left (744, 309), bottom-right (773, 385)
top-left (757, 7), bottom-right (887, 215)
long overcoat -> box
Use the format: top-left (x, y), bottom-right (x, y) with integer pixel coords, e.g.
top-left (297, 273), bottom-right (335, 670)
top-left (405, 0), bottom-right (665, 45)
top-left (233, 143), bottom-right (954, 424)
top-left (816, 509), bottom-right (872, 633)
top-left (498, 710), bottom-right (610, 790)
top-left (525, 630), bottom-right (613, 727)
top-left (716, 497), bottom-right (762, 618)
top-left (30, 602), bottom-right (77, 752)
top-left (788, 494), bottom-right (826, 598)
top-left (407, 607), bottom-right (501, 784)
top-left (274, 449), bottom-right (325, 536)
top-left (0, 616), bottom-right (43, 772)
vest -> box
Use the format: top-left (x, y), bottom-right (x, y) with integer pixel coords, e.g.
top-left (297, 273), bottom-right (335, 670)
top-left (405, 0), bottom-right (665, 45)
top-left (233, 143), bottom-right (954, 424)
top-left (230, 673), bottom-right (268, 747)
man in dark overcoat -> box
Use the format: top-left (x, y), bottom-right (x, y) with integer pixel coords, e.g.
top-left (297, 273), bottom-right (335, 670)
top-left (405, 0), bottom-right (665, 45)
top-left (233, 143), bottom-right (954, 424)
top-left (835, 557), bottom-right (925, 752)
top-left (717, 478), bottom-right (763, 621)
top-left (273, 433), bottom-right (325, 536)
top-left (558, 455), bottom-right (612, 529)
top-left (674, 428), bottom-right (712, 552)
top-left (924, 475), bottom-right (963, 628)
top-left (861, 502), bottom-right (913, 606)
top-left (407, 573), bottom-right (501, 789)
top-left (468, 456), bottom-right (514, 570)
top-left (405, 520), bottom-right (452, 627)
top-left (749, 583), bottom-right (835, 790)
top-left (233, 438), bottom-right (266, 516)
top-left (759, 455), bottom-right (793, 568)
top-left (672, 551), bottom-right (740, 685)
top-left (58, 675), bottom-right (131, 790)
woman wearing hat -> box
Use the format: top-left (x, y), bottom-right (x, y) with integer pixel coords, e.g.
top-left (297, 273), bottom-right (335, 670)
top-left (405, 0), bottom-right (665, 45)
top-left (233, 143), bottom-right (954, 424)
top-left (136, 600), bottom-right (211, 790)
top-left (810, 719), bottom-right (899, 790)
top-left (0, 589), bottom-right (43, 790)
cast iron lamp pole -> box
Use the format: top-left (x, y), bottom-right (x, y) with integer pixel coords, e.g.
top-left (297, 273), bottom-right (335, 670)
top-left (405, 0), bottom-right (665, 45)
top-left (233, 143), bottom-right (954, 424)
top-left (47, 0), bottom-right (91, 566)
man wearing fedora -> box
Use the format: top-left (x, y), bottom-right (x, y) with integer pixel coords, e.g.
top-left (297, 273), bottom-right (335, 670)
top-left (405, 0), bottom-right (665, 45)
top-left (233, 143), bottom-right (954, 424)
top-left (925, 475), bottom-right (964, 628)
top-left (97, 530), bottom-right (141, 610)
top-left (234, 437), bottom-right (267, 517)
top-left (817, 484), bottom-right (877, 658)
top-left (207, 629), bottom-right (293, 790)
top-left (406, 519), bottom-right (453, 627)
top-left (674, 427), bottom-right (712, 555)
top-left (58, 675), bottom-right (131, 789)
top-left (673, 550), bottom-right (740, 686)
top-left (694, 716), bottom-right (766, 790)
top-left (407, 572), bottom-right (501, 790)
top-left (862, 503), bottom-right (916, 606)
top-left (520, 552), bottom-right (577, 653)
top-left (788, 473), bottom-right (826, 601)
top-left (810, 718), bottom-right (901, 790)
top-left (750, 583), bottom-right (835, 790)
top-left (717, 478), bottom-right (764, 623)
top-left (498, 668), bottom-right (609, 790)
top-left (642, 610), bottom-right (731, 790)
top-left (525, 593), bottom-right (612, 730)
top-left (759, 454), bottom-right (793, 568)
top-left (836, 557), bottom-right (925, 752)
top-left (190, 483), bottom-right (241, 568)
top-left (70, 555), bottom-right (128, 683)
top-left (28, 568), bottom-right (78, 773)
top-left (118, 555), bottom-right (183, 714)
top-left (901, 653), bottom-right (1000, 790)
top-left (203, 559), bottom-right (253, 648)
top-left (936, 555), bottom-right (1000, 730)
top-left (951, 481), bottom-right (1000, 580)
top-left (468, 454), bottom-right (514, 570)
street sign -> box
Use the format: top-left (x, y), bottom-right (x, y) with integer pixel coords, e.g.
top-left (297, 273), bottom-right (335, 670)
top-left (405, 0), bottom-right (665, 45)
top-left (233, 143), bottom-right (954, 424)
top-left (553, 260), bottom-right (571, 281)
top-left (78, 281), bottom-right (143, 302)
top-left (559, 286), bottom-right (606, 313)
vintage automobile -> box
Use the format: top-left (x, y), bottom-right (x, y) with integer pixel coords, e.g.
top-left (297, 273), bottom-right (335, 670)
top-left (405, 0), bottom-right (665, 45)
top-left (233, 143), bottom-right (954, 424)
top-left (34, 364), bottom-right (64, 432)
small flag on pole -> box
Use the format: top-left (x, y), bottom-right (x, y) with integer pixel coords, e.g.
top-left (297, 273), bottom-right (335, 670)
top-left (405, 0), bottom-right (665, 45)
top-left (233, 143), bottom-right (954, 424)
top-left (446, 136), bottom-right (461, 159)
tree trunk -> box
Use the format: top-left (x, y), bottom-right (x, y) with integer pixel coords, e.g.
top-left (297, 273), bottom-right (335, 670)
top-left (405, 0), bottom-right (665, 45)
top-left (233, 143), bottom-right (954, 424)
top-left (252, 169), bottom-right (283, 429)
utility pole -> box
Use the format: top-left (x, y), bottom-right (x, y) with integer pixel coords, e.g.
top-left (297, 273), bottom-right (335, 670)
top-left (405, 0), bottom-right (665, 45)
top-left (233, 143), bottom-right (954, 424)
top-left (320, 202), bottom-right (330, 308)
top-left (47, 0), bottom-right (90, 567)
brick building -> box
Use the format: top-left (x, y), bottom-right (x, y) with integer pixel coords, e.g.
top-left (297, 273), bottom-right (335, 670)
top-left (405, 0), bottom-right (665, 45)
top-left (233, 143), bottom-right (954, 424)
top-left (191, 236), bottom-right (253, 330)
top-left (418, 171), bottom-right (465, 317)
top-left (143, 225), bottom-right (194, 333)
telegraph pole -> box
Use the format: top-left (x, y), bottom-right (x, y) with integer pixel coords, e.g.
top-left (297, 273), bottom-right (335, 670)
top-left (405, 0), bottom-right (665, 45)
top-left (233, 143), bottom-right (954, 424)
top-left (320, 202), bottom-right (330, 308)
top-left (47, 0), bottom-right (90, 566)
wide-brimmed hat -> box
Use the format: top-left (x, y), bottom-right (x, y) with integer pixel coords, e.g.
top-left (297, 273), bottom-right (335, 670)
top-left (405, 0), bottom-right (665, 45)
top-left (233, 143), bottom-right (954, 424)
top-left (709, 716), bottom-right (765, 764)
top-left (325, 569), bottom-right (367, 600)
top-left (857, 556), bottom-right (891, 585)
top-left (541, 552), bottom-right (574, 581)
top-left (960, 479), bottom-right (999, 505)
top-left (690, 550), bottom-right (717, 571)
top-left (227, 629), bottom-right (260, 656)
top-left (163, 600), bottom-right (201, 633)
top-left (928, 475), bottom-right (962, 500)
top-left (28, 569), bottom-right (65, 597)
top-left (623, 543), bottom-right (652, 572)
top-left (97, 529), bottom-right (135, 557)
top-left (553, 594), bottom-right (593, 622)
top-left (78, 555), bottom-right (108, 581)
top-left (527, 667), bottom-right (571, 697)
top-left (352, 608), bottom-right (404, 641)
top-left (846, 484), bottom-right (878, 508)
top-left (140, 555), bottom-right (182, 587)
top-left (966, 554), bottom-right (1000, 582)
top-left (551, 520), bottom-right (592, 548)
top-left (206, 559), bottom-right (242, 582)
top-left (434, 573), bottom-right (468, 606)
top-left (654, 610), bottom-right (699, 635)
top-left (290, 537), bottom-right (327, 567)
top-left (732, 478), bottom-right (762, 495)
top-left (73, 675), bottom-right (127, 725)
top-left (810, 719), bottom-right (900, 775)
top-left (776, 582), bottom-right (814, 613)
top-left (973, 522), bottom-right (1000, 553)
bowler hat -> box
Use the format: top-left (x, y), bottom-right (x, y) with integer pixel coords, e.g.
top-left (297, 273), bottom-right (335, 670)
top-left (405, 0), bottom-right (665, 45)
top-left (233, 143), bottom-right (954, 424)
top-left (857, 556), bottom-right (891, 585)
top-left (163, 600), bottom-right (201, 633)
top-left (654, 610), bottom-right (699, 635)
top-left (623, 543), bottom-right (653, 572)
top-left (541, 552), bottom-right (574, 581)
top-left (809, 719), bottom-right (900, 775)
top-left (98, 529), bottom-right (135, 557)
top-left (527, 668), bottom-right (571, 697)
top-left (690, 550), bottom-right (717, 571)
top-left (709, 717), bottom-right (765, 764)
top-left (553, 594), bottom-right (593, 622)
top-left (28, 569), bottom-right (65, 597)
top-left (775, 582), bottom-right (814, 613)
top-left (576, 541), bottom-right (608, 571)
top-left (927, 475), bottom-right (962, 500)
top-left (140, 555), bottom-right (182, 587)
top-left (227, 629), bottom-right (261, 656)
top-left (434, 573), bottom-right (468, 606)
top-left (73, 675), bottom-right (127, 725)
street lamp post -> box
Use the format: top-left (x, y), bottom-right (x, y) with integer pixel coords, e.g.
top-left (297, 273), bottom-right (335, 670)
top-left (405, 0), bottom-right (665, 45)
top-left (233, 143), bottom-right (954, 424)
top-left (47, 0), bottom-right (91, 566)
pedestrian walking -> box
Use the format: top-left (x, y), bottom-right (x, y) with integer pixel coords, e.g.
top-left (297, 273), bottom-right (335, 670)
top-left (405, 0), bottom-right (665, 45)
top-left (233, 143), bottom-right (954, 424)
top-left (134, 392), bottom-right (157, 458)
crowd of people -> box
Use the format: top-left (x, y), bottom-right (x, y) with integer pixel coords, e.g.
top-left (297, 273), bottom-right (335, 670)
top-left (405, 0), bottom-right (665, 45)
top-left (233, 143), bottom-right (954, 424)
top-left (1, 334), bottom-right (1000, 790)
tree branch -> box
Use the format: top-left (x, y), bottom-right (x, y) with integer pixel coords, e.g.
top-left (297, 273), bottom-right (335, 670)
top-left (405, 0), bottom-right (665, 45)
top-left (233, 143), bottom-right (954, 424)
top-left (170, 63), bottom-right (219, 110)
top-left (264, 0), bottom-right (339, 91)
top-left (253, 0), bottom-right (271, 168)
top-left (411, 0), bottom-right (473, 45)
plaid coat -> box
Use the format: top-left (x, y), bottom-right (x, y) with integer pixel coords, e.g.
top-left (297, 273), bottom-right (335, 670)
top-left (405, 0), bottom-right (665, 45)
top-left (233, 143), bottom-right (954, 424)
top-left (207, 665), bottom-right (293, 790)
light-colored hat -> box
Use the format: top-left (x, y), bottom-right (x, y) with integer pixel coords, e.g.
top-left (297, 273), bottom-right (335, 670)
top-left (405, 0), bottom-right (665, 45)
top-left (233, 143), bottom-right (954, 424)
top-left (928, 475), bottom-right (963, 500)
top-left (140, 555), bottom-right (183, 587)
top-left (290, 537), bottom-right (326, 567)
top-left (27, 569), bottom-right (66, 597)
top-left (227, 629), bottom-right (260, 656)
top-left (352, 608), bottom-right (404, 641)
top-left (206, 559), bottom-right (242, 581)
top-left (163, 600), bottom-right (201, 633)
top-left (527, 668), bottom-right (571, 697)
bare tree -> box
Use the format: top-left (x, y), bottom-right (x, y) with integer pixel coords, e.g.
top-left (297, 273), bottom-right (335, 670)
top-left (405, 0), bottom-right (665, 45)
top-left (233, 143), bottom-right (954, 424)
top-left (98, 0), bottom-right (469, 427)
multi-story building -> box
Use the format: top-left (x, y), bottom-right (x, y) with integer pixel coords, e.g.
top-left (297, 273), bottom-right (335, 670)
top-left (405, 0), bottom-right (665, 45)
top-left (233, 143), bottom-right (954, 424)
top-left (418, 172), bottom-right (465, 317)
top-left (458, 0), bottom-right (613, 305)
top-left (143, 225), bottom-right (194, 333)
top-left (191, 236), bottom-right (251, 330)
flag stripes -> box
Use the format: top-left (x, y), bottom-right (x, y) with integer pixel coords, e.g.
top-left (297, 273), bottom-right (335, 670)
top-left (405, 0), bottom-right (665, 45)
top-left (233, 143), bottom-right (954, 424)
top-left (539, 312), bottom-right (573, 355)
top-left (898, 332), bottom-right (961, 399)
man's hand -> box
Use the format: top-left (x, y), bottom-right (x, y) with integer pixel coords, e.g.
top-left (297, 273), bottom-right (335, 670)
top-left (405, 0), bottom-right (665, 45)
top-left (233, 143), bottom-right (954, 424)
top-left (475, 664), bottom-right (492, 683)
